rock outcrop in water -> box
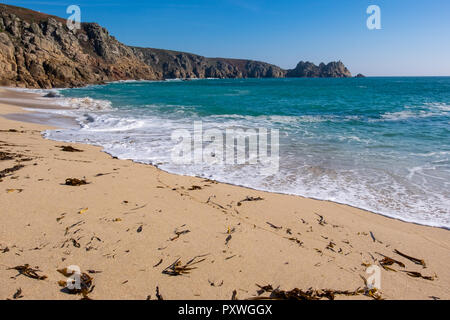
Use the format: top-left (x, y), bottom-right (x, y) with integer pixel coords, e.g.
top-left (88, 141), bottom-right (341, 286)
top-left (286, 61), bottom-right (352, 78)
top-left (0, 4), bottom-right (352, 88)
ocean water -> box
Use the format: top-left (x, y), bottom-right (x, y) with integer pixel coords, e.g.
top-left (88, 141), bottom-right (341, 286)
top-left (38, 77), bottom-right (449, 228)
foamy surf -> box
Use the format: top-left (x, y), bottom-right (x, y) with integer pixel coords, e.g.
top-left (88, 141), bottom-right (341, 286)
top-left (34, 78), bottom-right (450, 229)
top-left (51, 97), bottom-right (113, 111)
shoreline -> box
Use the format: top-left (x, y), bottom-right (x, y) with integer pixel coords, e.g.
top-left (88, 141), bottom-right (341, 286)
top-left (4, 86), bottom-right (447, 230)
top-left (0, 87), bottom-right (449, 300)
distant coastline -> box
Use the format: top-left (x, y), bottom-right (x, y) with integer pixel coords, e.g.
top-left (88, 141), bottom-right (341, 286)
top-left (1, 3), bottom-right (351, 89)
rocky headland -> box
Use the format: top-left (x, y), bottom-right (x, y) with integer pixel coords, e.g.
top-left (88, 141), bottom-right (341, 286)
top-left (0, 4), bottom-right (352, 88)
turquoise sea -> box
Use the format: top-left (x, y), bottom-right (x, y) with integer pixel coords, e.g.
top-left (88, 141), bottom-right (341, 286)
top-left (41, 77), bottom-right (450, 228)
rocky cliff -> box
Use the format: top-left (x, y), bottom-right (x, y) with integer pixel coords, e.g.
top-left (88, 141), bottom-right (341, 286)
top-left (0, 4), bottom-right (158, 88)
top-left (0, 4), bottom-right (352, 89)
top-left (132, 47), bottom-right (286, 79)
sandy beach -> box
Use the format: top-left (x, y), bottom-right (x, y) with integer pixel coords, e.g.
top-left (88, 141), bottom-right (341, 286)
top-left (0, 88), bottom-right (449, 300)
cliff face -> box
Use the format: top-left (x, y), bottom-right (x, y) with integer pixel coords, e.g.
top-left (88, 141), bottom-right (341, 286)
top-left (0, 4), bottom-right (352, 89)
top-left (0, 4), bottom-right (158, 88)
top-left (286, 61), bottom-right (352, 78)
top-left (132, 47), bottom-right (286, 79)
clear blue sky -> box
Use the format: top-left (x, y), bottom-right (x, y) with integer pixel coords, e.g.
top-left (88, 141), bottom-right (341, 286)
top-left (3, 0), bottom-right (450, 76)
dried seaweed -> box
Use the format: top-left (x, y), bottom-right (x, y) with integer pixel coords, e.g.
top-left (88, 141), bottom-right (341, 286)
top-left (358, 275), bottom-right (384, 300)
top-left (0, 129), bottom-right (20, 133)
top-left (226, 226), bottom-right (236, 234)
top-left (252, 283), bottom-right (382, 301)
top-left (188, 185), bottom-right (202, 190)
top-left (58, 146), bottom-right (83, 152)
top-left (9, 264), bottom-right (47, 280)
top-left (206, 196), bottom-right (226, 210)
top-left (57, 268), bottom-right (94, 299)
top-left (208, 280), bottom-right (224, 287)
top-left (137, 225), bottom-right (143, 233)
top-left (13, 288), bottom-right (23, 299)
top-left (231, 290), bottom-right (238, 300)
top-left (237, 196), bottom-right (263, 206)
top-left (266, 222), bottom-right (282, 230)
top-left (381, 264), bottom-right (397, 272)
top-left (162, 255), bottom-right (207, 276)
top-left (325, 241), bottom-right (336, 252)
top-left (0, 151), bottom-right (14, 161)
top-left (401, 271), bottom-right (435, 281)
top-left (358, 287), bottom-right (383, 300)
top-left (285, 237), bottom-right (303, 246)
top-left (225, 235), bottom-right (232, 245)
top-left (170, 228), bottom-right (190, 241)
top-left (394, 249), bottom-right (426, 268)
top-left (56, 213), bottom-right (66, 222)
top-left (202, 178), bottom-right (218, 184)
top-left (65, 178), bottom-right (88, 186)
top-left (153, 259), bottom-right (163, 268)
top-left (256, 284), bottom-right (274, 295)
top-left (253, 285), bottom-right (358, 301)
top-left (87, 270), bottom-right (102, 274)
top-left (95, 172), bottom-right (113, 177)
top-left (130, 203), bottom-right (148, 211)
top-left (378, 254), bottom-right (405, 270)
top-left (315, 213), bottom-right (327, 226)
top-left (71, 238), bottom-right (81, 248)
top-left (65, 221), bottom-right (84, 235)
top-left (0, 164), bottom-right (24, 178)
top-left (156, 286), bottom-right (163, 300)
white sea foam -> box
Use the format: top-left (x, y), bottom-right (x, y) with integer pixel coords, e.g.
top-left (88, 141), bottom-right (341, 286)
top-left (2, 86), bottom-right (113, 112)
top-left (380, 103), bottom-right (450, 121)
top-left (106, 79), bottom-right (166, 84)
top-left (51, 97), bottom-right (113, 111)
top-left (381, 110), bottom-right (435, 120)
top-left (39, 95), bottom-right (450, 229)
top-left (1, 86), bottom-right (59, 95)
top-left (78, 114), bottom-right (146, 132)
